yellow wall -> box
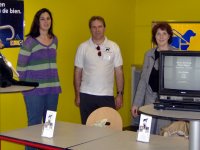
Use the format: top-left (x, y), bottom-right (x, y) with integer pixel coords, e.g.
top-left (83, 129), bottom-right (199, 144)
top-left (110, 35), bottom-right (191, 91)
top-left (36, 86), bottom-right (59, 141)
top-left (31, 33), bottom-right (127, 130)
top-left (133, 0), bottom-right (200, 65)
top-left (1, 0), bottom-right (133, 149)
top-left (1, 0), bottom-right (200, 149)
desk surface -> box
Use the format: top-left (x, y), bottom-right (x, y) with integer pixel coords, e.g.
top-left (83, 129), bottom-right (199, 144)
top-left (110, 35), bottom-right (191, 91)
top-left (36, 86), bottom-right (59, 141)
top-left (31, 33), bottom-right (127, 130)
top-left (0, 121), bottom-right (118, 149)
top-left (139, 104), bottom-right (200, 121)
top-left (0, 85), bottom-right (35, 93)
top-left (71, 130), bottom-right (188, 150)
top-left (139, 104), bottom-right (200, 150)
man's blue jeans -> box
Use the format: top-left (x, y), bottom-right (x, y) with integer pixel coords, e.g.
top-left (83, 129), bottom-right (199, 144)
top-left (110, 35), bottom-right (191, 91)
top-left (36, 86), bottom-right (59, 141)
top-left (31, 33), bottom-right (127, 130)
top-left (24, 94), bottom-right (59, 150)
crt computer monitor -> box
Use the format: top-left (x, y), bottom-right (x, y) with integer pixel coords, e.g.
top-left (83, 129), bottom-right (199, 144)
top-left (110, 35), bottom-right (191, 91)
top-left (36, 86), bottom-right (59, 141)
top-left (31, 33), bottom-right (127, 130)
top-left (159, 50), bottom-right (200, 103)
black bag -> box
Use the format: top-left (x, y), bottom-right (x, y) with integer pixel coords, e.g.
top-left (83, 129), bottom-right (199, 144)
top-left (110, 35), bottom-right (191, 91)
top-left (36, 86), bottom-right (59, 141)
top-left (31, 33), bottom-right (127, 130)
top-left (0, 53), bottom-right (39, 88)
top-left (0, 53), bottom-right (13, 87)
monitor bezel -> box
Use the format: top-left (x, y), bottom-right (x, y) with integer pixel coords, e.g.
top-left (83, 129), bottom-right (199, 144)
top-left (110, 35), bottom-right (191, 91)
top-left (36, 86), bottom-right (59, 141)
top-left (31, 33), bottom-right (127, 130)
top-left (159, 50), bottom-right (200, 98)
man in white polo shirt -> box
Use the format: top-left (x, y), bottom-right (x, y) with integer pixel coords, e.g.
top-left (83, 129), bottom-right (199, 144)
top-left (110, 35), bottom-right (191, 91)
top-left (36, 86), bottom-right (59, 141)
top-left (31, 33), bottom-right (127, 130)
top-left (74, 16), bottom-right (124, 124)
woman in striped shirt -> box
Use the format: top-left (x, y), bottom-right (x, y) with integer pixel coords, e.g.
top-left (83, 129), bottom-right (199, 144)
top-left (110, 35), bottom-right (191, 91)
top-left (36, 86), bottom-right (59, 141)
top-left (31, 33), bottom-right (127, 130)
top-left (17, 8), bottom-right (61, 145)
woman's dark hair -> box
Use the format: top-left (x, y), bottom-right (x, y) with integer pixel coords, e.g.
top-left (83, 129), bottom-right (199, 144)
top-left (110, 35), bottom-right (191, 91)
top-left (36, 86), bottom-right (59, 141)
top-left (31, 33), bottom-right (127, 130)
top-left (89, 16), bottom-right (106, 28)
top-left (26, 8), bottom-right (54, 38)
top-left (152, 22), bottom-right (173, 45)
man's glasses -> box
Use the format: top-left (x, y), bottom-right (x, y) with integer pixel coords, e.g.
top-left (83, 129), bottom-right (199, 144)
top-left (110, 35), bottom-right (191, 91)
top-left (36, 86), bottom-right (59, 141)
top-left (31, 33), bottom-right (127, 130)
top-left (96, 45), bottom-right (101, 56)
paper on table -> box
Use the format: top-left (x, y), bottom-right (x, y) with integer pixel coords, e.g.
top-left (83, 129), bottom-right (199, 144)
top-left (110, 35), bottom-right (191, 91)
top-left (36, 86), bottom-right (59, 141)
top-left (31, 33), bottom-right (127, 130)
top-left (41, 110), bottom-right (57, 138)
top-left (137, 114), bottom-right (152, 143)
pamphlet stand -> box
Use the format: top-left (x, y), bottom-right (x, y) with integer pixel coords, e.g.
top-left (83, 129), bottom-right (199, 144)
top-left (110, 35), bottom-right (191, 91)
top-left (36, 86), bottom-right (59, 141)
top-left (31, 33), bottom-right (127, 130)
top-left (139, 104), bottom-right (200, 150)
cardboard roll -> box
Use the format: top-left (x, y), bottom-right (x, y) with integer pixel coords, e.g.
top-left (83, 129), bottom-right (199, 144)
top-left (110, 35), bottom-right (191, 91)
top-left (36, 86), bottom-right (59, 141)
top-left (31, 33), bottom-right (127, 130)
top-left (86, 107), bottom-right (123, 131)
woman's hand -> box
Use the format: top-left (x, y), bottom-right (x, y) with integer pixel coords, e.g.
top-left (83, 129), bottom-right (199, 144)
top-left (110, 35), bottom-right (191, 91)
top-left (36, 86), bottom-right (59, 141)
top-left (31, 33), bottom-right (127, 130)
top-left (0, 42), bottom-right (4, 49)
top-left (131, 105), bottom-right (139, 117)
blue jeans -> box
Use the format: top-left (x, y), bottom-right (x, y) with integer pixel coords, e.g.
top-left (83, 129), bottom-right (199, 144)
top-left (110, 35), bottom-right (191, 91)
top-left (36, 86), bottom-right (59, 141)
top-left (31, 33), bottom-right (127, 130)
top-left (24, 94), bottom-right (59, 150)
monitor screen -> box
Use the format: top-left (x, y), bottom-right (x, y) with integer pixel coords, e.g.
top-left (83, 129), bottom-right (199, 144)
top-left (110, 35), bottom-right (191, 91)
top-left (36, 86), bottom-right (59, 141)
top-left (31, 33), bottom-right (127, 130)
top-left (159, 51), bottom-right (200, 98)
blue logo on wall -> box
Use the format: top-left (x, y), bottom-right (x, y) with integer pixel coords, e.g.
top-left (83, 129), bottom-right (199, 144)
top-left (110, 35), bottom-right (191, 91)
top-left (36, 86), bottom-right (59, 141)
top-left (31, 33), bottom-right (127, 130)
top-left (171, 29), bottom-right (196, 50)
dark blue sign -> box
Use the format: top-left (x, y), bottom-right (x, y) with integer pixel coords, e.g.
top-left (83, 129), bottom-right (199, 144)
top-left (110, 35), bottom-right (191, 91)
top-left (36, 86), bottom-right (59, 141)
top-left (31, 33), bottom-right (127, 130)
top-left (0, 1), bottom-right (24, 48)
top-left (171, 29), bottom-right (196, 50)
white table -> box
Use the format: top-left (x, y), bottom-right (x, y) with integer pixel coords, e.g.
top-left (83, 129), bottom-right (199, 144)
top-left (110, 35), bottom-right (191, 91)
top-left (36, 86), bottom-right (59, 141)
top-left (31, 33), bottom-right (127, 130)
top-left (0, 85), bottom-right (35, 93)
top-left (0, 121), bottom-right (118, 150)
top-left (139, 104), bottom-right (200, 150)
top-left (71, 130), bottom-right (188, 150)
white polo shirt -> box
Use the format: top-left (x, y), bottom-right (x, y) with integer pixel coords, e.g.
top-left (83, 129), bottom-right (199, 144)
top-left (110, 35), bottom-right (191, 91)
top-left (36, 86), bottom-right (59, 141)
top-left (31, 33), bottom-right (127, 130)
top-left (74, 37), bottom-right (123, 96)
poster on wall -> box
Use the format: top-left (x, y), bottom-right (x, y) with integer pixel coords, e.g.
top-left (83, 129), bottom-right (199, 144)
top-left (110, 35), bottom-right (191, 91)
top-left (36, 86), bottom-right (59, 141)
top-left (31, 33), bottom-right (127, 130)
top-left (0, 0), bottom-right (24, 48)
top-left (152, 21), bottom-right (200, 51)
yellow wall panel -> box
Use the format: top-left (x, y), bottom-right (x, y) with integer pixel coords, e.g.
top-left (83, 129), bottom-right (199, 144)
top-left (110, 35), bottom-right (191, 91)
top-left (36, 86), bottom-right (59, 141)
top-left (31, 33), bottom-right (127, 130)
top-left (2, 0), bottom-right (200, 149)
top-left (1, 1), bottom-right (132, 150)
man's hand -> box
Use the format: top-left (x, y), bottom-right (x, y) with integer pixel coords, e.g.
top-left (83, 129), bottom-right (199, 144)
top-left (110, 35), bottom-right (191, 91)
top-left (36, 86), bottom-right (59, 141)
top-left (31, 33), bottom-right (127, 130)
top-left (73, 66), bottom-right (82, 107)
top-left (115, 95), bottom-right (123, 110)
top-left (75, 96), bottom-right (80, 107)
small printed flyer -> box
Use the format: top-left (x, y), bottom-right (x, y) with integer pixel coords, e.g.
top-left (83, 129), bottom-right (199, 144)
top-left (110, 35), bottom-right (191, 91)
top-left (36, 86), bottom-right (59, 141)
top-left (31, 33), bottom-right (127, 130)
top-left (137, 114), bottom-right (152, 143)
top-left (41, 110), bottom-right (57, 138)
